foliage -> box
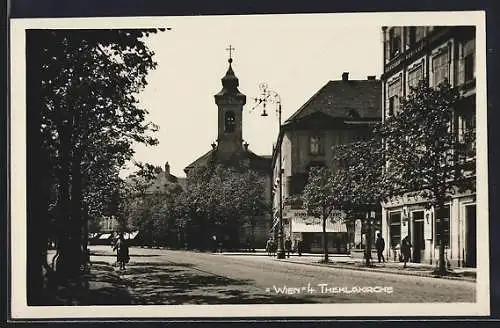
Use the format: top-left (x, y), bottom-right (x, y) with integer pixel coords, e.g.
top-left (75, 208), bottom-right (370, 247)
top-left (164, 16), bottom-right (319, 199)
top-left (380, 80), bottom-right (474, 273)
top-left (380, 81), bottom-right (473, 204)
top-left (303, 166), bottom-right (350, 262)
top-left (33, 28), bottom-right (162, 278)
top-left (179, 164), bottom-right (270, 249)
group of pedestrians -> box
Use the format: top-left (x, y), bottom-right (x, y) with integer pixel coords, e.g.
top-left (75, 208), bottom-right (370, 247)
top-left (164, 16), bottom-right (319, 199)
top-left (266, 237), bottom-right (304, 258)
top-left (375, 232), bottom-right (412, 268)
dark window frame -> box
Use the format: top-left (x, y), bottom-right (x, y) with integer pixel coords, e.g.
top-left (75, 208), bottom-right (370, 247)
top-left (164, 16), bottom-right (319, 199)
top-left (309, 135), bottom-right (324, 155)
top-left (389, 212), bottom-right (402, 248)
top-left (435, 205), bottom-right (450, 247)
top-left (224, 111), bottom-right (236, 133)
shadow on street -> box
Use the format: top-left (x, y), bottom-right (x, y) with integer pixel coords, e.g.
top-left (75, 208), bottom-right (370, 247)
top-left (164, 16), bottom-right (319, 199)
top-left (119, 261), bottom-right (318, 305)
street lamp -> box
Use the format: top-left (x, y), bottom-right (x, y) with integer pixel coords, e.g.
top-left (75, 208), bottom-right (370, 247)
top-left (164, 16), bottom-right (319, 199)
top-left (253, 82), bottom-right (285, 259)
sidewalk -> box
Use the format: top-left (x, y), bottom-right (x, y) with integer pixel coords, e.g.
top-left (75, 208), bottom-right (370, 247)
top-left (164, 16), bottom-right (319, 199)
top-left (277, 255), bottom-right (477, 282)
top-left (218, 251), bottom-right (476, 282)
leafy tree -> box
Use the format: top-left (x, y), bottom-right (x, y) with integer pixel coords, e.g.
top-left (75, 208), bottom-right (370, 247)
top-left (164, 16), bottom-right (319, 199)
top-left (380, 81), bottom-right (474, 274)
top-left (303, 166), bottom-right (349, 263)
top-left (180, 165), bottom-right (269, 250)
top-left (332, 133), bottom-right (387, 266)
top-left (27, 28), bottom-right (162, 301)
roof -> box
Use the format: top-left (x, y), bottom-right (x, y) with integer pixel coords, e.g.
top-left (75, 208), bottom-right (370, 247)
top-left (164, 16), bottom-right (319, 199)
top-left (184, 146), bottom-right (272, 175)
top-left (145, 170), bottom-right (186, 195)
top-left (285, 79), bottom-right (382, 123)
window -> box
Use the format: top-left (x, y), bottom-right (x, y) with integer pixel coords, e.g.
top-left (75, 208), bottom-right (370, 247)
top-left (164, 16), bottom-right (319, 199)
top-left (408, 64), bottom-right (423, 91)
top-left (463, 39), bottom-right (475, 82)
top-left (224, 111), bottom-right (236, 133)
top-left (458, 112), bottom-right (476, 158)
top-left (408, 27), bottom-right (417, 46)
top-left (407, 26), bottom-right (425, 47)
top-left (389, 27), bottom-right (402, 58)
top-left (387, 78), bottom-right (401, 116)
top-left (432, 49), bottom-right (450, 87)
top-left (309, 136), bottom-right (323, 155)
top-left (389, 212), bottom-right (401, 248)
top-left (435, 205), bottom-right (450, 247)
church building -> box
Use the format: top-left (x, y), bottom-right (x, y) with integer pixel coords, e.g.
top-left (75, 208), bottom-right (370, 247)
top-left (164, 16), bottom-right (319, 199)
top-left (184, 48), bottom-right (272, 249)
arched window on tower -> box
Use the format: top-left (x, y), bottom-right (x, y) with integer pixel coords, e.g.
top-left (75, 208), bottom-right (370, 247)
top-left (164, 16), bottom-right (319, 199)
top-left (225, 111), bottom-right (236, 133)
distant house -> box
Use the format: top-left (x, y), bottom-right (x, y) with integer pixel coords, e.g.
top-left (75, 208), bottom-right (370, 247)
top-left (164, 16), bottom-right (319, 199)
top-left (272, 72), bottom-right (382, 254)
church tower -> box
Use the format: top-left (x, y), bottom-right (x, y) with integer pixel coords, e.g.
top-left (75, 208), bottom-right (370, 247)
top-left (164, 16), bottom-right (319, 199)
top-left (214, 45), bottom-right (246, 156)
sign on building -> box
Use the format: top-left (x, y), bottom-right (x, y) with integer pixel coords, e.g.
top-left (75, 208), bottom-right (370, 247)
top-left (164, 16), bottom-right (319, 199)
top-left (354, 219), bottom-right (362, 245)
top-left (424, 208), bottom-right (433, 240)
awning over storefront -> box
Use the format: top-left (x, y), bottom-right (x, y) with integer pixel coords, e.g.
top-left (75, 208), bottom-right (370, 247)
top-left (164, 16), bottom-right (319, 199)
top-left (291, 218), bottom-right (347, 233)
top-left (285, 209), bottom-right (347, 233)
top-left (99, 233), bottom-right (112, 240)
top-left (126, 231), bottom-right (139, 240)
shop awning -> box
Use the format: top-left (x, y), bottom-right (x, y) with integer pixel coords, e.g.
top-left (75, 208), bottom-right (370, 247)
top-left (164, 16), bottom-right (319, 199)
top-left (99, 233), bottom-right (112, 240)
top-left (126, 231), bottom-right (139, 240)
top-left (291, 218), bottom-right (347, 233)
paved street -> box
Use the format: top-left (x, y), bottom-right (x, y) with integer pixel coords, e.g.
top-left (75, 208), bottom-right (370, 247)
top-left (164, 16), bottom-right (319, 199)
top-left (78, 245), bottom-right (476, 305)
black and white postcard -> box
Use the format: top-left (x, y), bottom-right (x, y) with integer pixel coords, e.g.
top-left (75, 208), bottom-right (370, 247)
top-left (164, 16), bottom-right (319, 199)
top-left (9, 11), bottom-right (489, 319)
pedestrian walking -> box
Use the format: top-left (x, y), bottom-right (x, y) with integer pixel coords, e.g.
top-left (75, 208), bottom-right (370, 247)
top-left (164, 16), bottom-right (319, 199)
top-left (285, 237), bottom-right (292, 258)
top-left (375, 232), bottom-right (386, 263)
top-left (266, 237), bottom-right (272, 256)
top-left (211, 234), bottom-right (217, 253)
top-left (113, 233), bottom-right (130, 270)
top-left (401, 235), bottom-right (412, 268)
top-left (297, 239), bottom-right (303, 256)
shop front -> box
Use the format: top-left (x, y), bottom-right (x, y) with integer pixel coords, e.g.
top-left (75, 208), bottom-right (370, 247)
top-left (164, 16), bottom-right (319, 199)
top-left (381, 191), bottom-right (476, 267)
top-left (283, 207), bottom-right (348, 254)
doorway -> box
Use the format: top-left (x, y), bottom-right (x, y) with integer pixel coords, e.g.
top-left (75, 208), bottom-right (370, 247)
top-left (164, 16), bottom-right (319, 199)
top-left (465, 205), bottom-right (476, 267)
top-left (412, 211), bottom-right (425, 263)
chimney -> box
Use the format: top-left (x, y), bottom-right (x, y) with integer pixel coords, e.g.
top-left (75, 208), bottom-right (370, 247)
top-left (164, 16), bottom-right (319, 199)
top-left (164, 162), bottom-right (170, 176)
top-left (342, 72), bottom-right (349, 81)
top-left (367, 75), bottom-right (376, 80)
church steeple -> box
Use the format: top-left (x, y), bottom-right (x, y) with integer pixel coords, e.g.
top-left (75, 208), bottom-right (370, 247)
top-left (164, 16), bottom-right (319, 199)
top-left (214, 45), bottom-right (246, 156)
top-left (216, 45), bottom-right (245, 98)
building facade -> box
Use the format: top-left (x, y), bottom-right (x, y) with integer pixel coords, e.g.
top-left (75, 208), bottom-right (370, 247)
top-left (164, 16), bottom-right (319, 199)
top-left (380, 26), bottom-right (476, 267)
top-left (184, 55), bottom-right (272, 249)
top-left (272, 73), bottom-right (382, 253)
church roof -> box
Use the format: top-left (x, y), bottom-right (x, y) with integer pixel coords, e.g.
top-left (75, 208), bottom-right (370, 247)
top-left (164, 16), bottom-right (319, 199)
top-left (285, 78), bottom-right (382, 123)
top-left (184, 147), bottom-right (271, 175)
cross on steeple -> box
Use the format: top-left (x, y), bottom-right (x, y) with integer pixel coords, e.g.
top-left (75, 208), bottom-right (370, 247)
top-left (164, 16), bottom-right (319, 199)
top-left (226, 44), bottom-right (235, 63)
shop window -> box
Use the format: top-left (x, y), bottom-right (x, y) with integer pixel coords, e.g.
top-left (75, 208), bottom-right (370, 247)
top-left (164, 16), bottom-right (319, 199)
top-left (435, 205), bottom-right (450, 247)
top-left (389, 212), bottom-right (401, 248)
top-left (432, 49), bottom-right (450, 87)
top-left (224, 111), bottom-right (236, 133)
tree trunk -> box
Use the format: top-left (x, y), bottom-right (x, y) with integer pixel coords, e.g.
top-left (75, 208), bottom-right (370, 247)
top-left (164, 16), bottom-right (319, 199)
top-left (26, 30), bottom-right (49, 305)
top-left (322, 209), bottom-right (329, 263)
top-left (437, 201), bottom-right (447, 274)
top-left (71, 150), bottom-right (84, 270)
top-left (365, 216), bottom-right (372, 266)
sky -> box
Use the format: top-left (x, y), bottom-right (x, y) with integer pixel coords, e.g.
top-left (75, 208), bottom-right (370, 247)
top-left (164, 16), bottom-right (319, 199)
top-left (126, 14), bottom-right (384, 178)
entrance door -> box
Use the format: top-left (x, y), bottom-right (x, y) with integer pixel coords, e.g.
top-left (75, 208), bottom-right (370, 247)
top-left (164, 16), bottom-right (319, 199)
top-left (465, 205), bottom-right (477, 267)
top-left (412, 211), bottom-right (425, 263)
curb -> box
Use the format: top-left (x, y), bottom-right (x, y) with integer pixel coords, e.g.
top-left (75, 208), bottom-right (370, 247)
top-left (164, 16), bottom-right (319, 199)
top-left (278, 259), bottom-right (476, 282)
